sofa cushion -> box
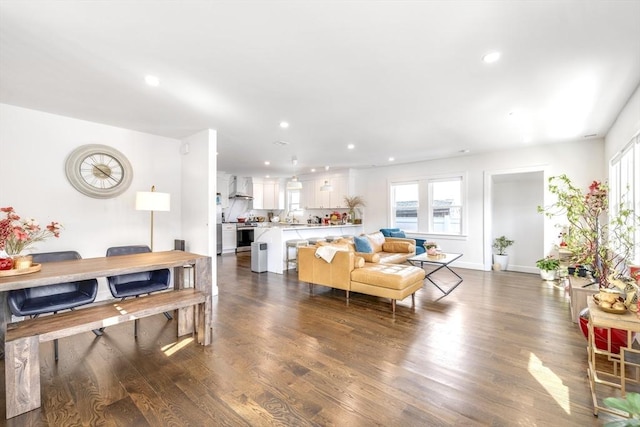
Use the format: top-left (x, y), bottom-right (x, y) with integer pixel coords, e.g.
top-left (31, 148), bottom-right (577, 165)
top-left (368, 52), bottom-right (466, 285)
top-left (365, 232), bottom-right (386, 253)
top-left (382, 241), bottom-right (414, 254)
top-left (389, 230), bottom-right (406, 238)
top-left (354, 256), bottom-right (365, 268)
top-left (357, 252), bottom-right (381, 263)
top-left (351, 263), bottom-right (425, 291)
top-left (354, 236), bottom-right (373, 253)
top-left (379, 228), bottom-right (401, 237)
top-left (378, 252), bottom-right (413, 264)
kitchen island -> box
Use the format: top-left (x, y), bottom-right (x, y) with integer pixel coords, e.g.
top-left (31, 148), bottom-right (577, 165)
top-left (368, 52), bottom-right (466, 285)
top-left (253, 224), bottom-right (364, 274)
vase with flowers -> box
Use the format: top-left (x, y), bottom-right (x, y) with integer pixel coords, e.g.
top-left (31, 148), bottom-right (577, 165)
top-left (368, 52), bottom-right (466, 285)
top-left (424, 241), bottom-right (438, 255)
top-left (0, 206), bottom-right (63, 270)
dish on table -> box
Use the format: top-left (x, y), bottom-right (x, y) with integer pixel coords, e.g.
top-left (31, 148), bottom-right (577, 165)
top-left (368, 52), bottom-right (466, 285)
top-left (593, 294), bottom-right (627, 314)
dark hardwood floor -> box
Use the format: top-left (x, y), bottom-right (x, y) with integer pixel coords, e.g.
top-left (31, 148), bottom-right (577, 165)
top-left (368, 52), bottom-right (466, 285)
top-left (0, 252), bottom-right (621, 426)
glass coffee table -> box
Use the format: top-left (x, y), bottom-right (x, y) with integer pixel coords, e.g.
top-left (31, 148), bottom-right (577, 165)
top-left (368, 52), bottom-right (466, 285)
top-left (408, 252), bottom-right (463, 297)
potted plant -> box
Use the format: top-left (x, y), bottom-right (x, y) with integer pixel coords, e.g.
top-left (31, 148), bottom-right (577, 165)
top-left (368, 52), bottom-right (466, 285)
top-left (603, 392), bottom-right (640, 426)
top-left (343, 196), bottom-right (366, 224)
top-left (492, 235), bottom-right (514, 271)
top-left (538, 175), bottom-right (638, 288)
top-left (536, 256), bottom-right (560, 281)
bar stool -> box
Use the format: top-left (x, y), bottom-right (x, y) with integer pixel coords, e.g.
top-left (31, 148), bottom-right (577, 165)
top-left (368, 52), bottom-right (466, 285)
top-left (285, 239), bottom-right (309, 272)
top-left (307, 237), bottom-right (327, 245)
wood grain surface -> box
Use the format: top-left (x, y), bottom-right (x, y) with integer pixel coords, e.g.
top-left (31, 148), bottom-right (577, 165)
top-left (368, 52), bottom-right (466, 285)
top-left (0, 253), bottom-right (625, 425)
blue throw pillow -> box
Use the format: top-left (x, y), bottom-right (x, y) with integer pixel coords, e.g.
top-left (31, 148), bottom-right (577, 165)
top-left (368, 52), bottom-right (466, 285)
top-left (354, 235), bottom-right (373, 253)
top-left (389, 230), bottom-right (406, 238)
top-left (379, 228), bottom-right (400, 237)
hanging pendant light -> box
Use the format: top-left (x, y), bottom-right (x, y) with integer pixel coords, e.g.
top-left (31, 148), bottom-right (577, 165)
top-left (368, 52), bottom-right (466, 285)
top-left (287, 176), bottom-right (302, 190)
top-left (320, 180), bottom-right (333, 192)
top-left (286, 155), bottom-right (303, 190)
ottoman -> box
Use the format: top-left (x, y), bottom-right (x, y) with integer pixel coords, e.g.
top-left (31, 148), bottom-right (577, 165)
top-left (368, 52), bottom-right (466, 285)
top-left (350, 263), bottom-right (425, 313)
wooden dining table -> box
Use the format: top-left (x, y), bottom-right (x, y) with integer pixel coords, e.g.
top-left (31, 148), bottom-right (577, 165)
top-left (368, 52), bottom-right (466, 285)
top-left (0, 250), bottom-right (213, 359)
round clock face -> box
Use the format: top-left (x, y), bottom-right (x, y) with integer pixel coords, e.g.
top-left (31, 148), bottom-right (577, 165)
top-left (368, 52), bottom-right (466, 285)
top-left (65, 144), bottom-right (133, 198)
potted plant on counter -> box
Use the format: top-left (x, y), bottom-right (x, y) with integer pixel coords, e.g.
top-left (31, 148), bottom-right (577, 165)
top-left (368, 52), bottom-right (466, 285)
top-left (344, 196), bottom-right (366, 224)
top-left (492, 235), bottom-right (514, 271)
top-left (536, 256), bottom-right (560, 281)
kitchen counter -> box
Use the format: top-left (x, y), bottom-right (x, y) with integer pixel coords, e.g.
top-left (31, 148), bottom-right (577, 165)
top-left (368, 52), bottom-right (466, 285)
top-left (253, 224), bottom-right (363, 274)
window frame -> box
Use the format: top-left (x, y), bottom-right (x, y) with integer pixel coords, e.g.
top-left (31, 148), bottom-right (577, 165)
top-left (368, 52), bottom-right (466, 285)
top-left (389, 172), bottom-right (466, 236)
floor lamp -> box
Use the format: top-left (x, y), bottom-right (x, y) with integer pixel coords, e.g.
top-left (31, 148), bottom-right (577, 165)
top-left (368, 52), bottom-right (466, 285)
top-left (135, 185), bottom-right (170, 251)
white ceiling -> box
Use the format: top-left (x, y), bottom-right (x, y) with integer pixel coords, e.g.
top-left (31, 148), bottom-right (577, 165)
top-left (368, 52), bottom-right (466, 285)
top-left (1, 1), bottom-right (639, 177)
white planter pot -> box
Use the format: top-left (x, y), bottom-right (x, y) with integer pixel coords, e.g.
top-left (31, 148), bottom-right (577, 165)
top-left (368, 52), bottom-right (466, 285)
top-left (539, 269), bottom-right (557, 281)
top-left (493, 254), bottom-right (509, 271)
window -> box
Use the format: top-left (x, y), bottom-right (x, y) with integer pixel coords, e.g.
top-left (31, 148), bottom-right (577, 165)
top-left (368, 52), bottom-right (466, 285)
top-left (429, 177), bottom-right (462, 234)
top-left (391, 183), bottom-right (418, 231)
top-left (610, 134), bottom-right (640, 264)
top-left (390, 175), bottom-right (464, 235)
top-left (288, 189), bottom-right (301, 213)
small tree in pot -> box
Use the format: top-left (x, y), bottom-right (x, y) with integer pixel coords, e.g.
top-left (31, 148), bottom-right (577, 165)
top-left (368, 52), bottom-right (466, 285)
top-left (492, 235), bottom-right (514, 271)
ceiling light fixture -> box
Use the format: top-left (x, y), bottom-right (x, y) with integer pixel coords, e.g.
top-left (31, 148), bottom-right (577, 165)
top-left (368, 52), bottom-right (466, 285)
top-left (280, 121), bottom-right (289, 128)
top-left (320, 180), bottom-right (333, 192)
top-left (324, 166), bottom-right (330, 171)
top-left (347, 144), bottom-right (355, 149)
top-left (145, 75), bottom-right (160, 86)
top-left (264, 161), bottom-right (270, 165)
top-left (482, 51), bottom-right (501, 64)
top-left (287, 176), bottom-right (302, 190)
top-left (286, 155), bottom-right (302, 190)
top-left (388, 157), bottom-right (395, 162)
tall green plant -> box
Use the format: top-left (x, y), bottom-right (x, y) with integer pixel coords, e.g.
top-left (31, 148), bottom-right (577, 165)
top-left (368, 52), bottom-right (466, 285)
top-left (537, 174), bottom-right (637, 287)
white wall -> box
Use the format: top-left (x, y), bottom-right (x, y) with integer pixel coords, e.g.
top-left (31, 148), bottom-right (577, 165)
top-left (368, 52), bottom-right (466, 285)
top-left (355, 139), bottom-right (605, 271)
top-left (180, 129), bottom-right (219, 296)
top-left (0, 103), bottom-right (183, 300)
top-left (605, 83), bottom-right (640, 159)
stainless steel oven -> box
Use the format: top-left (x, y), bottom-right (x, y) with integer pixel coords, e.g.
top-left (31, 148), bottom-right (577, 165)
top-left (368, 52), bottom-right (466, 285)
top-left (236, 225), bottom-right (255, 252)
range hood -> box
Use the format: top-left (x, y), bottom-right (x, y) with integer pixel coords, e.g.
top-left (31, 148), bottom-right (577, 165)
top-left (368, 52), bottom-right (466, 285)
top-left (229, 176), bottom-right (253, 199)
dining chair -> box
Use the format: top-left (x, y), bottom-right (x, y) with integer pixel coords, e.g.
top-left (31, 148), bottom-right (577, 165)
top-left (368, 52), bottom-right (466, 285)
top-left (105, 245), bottom-right (172, 337)
top-left (7, 250), bottom-right (99, 361)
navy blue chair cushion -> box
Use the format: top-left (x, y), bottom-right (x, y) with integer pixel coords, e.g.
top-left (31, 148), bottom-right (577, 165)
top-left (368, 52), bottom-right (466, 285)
top-left (105, 245), bottom-right (170, 298)
top-left (8, 251), bottom-right (98, 317)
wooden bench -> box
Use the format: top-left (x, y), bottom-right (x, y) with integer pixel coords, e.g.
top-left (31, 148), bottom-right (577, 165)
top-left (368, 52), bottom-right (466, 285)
top-left (4, 288), bottom-right (206, 419)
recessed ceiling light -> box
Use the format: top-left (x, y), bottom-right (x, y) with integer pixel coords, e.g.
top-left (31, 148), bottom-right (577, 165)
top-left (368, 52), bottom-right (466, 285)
top-left (264, 161), bottom-right (270, 165)
top-left (280, 121), bottom-right (289, 128)
top-left (388, 157), bottom-right (395, 162)
top-left (347, 144), bottom-right (355, 149)
top-left (482, 51), bottom-right (501, 64)
top-left (310, 168), bottom-right (316, 172)
top-left (324, 166), bottom-right (330, 171)
top-left (265, 175), bottom-right (270, 178)
top-left (145, 75), bottom-right (160, 86)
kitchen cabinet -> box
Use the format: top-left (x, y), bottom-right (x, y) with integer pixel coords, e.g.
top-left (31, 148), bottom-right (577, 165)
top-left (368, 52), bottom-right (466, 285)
top-left (252, 178), bottom-right (283, 210)
top-left (300, 175), bottom-right (350, 209)
top-left (217, 173), bottom-right (230, 208)
top-left (221, 224), bottom-right (236, 254)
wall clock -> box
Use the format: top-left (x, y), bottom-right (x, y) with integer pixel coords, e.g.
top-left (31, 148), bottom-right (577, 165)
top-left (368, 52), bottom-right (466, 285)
top-left (65, 144), bottom-right (133, 198)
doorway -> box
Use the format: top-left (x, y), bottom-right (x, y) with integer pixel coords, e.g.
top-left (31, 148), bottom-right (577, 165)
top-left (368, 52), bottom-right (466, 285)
top-left (484, 167), bottom-right (546, 272)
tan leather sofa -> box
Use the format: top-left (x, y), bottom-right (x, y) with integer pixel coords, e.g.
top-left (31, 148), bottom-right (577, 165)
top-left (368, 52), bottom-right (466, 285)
top-left (297, 241), bottom-right (425, 313)
top-left (352, 231), bottom-right (417, 264)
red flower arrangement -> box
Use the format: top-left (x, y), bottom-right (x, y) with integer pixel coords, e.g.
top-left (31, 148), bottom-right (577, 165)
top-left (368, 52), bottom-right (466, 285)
top-left (0, 207), bottom-right (62, 255)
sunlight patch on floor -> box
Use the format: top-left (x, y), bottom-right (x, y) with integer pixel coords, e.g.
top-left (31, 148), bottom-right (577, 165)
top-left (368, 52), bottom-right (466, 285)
top-left (528, 352), bottom-right (570, 415)
top-left (162, 337), bottom-right (194, 356)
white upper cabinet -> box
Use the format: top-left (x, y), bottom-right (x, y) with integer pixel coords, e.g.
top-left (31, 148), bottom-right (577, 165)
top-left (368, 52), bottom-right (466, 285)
top-left (252, 178), bottom-right (283, 210)
top-left (217, 172), bottom-right (230, 208)
top-left (300, 172), bottom-right (351, 209)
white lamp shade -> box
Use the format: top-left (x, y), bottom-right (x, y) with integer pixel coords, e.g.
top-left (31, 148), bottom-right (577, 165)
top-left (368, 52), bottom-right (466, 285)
top-left (136, 191), bottom-right (171, 211)
top-left (286, 177), bottom-right (303, 190)
top-left (320, 180), bottom-right (333, 192)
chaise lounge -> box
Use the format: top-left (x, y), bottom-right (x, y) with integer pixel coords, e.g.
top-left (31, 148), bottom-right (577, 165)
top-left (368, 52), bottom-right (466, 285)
top-left (297, 233), bottom-right (426, 313)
